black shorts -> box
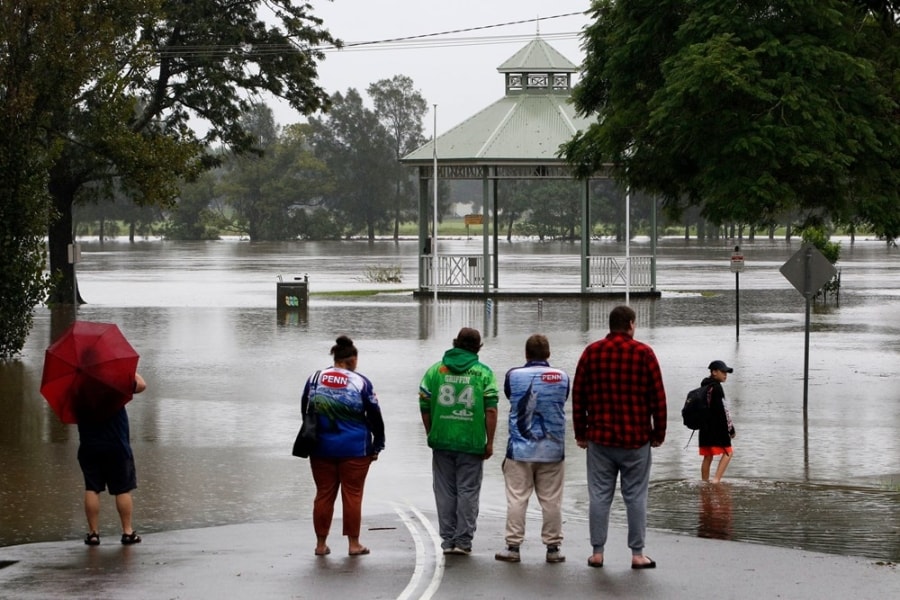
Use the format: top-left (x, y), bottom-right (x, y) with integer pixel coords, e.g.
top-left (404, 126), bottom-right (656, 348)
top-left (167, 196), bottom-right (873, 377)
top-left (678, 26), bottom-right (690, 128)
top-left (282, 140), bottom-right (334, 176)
top-left (77, 444), bottom-right (137, 495)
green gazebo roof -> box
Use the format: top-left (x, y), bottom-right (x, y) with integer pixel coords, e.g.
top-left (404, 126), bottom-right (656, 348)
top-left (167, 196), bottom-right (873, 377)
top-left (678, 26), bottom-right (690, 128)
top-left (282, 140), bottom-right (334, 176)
top-left (402, 37), bottom-right (592, 165)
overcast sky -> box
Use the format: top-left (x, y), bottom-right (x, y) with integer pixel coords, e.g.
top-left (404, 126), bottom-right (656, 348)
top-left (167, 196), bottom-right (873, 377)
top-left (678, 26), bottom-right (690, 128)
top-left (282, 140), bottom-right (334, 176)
top-left (271, 0), bottom-right (592, 137)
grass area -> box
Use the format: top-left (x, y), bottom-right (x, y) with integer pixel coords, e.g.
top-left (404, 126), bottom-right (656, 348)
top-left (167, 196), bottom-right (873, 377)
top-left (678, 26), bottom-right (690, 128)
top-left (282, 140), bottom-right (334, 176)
top-left (397, 217), bottom-right (475, 237)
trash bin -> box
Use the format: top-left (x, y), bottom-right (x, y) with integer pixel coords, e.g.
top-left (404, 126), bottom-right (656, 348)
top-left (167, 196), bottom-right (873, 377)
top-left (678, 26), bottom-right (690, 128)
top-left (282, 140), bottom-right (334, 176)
top-left (276, 274), bottom-right (308, 309)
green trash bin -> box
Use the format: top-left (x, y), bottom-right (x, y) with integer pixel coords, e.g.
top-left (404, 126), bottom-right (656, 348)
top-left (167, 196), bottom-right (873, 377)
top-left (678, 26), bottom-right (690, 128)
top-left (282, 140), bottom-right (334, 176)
top-left (276, 275), bottom-right (308, 309)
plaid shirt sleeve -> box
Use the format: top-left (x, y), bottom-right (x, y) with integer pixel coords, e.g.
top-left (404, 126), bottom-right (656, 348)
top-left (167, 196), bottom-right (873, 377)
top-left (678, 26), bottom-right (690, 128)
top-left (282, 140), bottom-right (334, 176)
top-left (572, 333), bottom-right (667, 448)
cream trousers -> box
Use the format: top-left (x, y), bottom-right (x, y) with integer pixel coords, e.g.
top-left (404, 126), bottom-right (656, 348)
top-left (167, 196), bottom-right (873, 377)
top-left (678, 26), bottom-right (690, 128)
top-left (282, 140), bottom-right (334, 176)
top-left (500, 458), bottom-right (565, 547)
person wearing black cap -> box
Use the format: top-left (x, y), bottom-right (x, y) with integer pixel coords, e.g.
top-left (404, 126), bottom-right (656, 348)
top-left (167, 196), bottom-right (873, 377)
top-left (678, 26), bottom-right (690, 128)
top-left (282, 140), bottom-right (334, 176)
top-left (699, 360), bottom-right (736, 483)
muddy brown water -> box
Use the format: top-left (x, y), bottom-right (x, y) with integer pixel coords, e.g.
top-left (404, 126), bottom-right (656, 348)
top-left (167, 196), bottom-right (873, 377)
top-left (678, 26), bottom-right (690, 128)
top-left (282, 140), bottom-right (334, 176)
top-left (1, 237), bottom-right (897, 560)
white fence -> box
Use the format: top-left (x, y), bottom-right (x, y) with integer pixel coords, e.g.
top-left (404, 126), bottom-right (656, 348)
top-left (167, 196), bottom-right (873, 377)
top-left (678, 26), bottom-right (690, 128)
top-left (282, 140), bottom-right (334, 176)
top-left (421, 255), bottom-right (485, 288)
top-left (587, 255), bottom-right (653, 290)
top-left (420, 254), bottom-right (652, 291)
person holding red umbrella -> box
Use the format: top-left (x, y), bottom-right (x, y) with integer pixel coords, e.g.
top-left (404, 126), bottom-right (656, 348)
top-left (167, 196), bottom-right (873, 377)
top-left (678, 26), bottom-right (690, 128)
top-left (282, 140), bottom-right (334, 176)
top-left (40, 320), bottom-right (147, 546)
top-left (77, 371), bottom-right (147, 546)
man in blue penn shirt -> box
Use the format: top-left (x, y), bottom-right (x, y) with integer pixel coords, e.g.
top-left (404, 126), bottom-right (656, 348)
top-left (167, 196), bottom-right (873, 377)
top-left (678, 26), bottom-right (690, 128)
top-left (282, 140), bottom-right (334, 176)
top-left (495, 334), bottom-right (570, 564)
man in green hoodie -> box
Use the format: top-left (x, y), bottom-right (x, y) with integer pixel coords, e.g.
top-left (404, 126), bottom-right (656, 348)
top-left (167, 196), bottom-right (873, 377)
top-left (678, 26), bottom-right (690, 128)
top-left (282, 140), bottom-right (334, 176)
top-left (419, 327), bottom-right (499, 555)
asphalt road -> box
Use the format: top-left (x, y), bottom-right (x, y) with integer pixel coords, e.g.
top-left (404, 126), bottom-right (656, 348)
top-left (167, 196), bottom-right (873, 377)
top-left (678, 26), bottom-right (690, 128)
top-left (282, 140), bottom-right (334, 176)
top-left (1, 507), bottom-right (897, 600)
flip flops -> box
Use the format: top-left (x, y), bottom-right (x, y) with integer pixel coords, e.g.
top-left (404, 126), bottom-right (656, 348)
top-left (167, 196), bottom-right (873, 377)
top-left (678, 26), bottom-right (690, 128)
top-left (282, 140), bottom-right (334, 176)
top-left (348, 546), bottom-right (370, 556)
top-left (631, 557), bottom-right (656, 569)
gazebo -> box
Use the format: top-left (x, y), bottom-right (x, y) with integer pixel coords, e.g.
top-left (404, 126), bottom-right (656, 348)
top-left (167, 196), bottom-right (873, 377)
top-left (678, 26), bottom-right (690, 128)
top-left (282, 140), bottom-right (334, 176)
top-left (401, 37), bottom-right (659, 297)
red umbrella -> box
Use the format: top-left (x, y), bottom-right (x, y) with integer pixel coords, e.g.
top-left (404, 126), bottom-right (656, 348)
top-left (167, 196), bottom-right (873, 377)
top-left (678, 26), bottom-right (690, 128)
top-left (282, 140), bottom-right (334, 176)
top-left (40, 321), bottom-right (140, 424)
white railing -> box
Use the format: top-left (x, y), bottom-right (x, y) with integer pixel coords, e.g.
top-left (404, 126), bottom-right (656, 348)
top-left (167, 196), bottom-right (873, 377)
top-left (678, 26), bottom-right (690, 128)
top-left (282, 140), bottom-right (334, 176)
top-left (421, 255), bottom-right (485, 288)
top-left (588, 256), bottom-right (653, 290)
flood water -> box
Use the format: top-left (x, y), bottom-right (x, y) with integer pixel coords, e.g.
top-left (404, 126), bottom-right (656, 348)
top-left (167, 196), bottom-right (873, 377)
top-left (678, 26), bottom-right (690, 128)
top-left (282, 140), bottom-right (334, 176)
top-left (1, 236), bottom-right (898, 561)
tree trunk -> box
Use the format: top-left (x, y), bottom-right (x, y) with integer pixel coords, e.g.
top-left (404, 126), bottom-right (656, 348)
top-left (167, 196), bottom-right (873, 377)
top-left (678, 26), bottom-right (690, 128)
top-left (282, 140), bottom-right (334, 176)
top-left (47, 180), bottom-right (82, 305)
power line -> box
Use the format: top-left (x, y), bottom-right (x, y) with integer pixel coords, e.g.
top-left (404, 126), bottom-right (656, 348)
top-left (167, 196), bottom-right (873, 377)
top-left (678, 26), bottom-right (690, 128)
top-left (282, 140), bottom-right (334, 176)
top-left (156, 13), bottom-right (584, 58)
top-left (323, 32), bottom-right (581, 54)
top-left (331, 12), bottom-right (585, 50)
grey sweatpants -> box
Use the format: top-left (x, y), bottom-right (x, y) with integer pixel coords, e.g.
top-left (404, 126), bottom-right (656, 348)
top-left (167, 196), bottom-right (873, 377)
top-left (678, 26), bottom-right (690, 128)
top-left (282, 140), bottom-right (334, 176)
top-left (586, 441), bottom-right (652, 555)
top-left (432, 449), bottom-right (484, 550)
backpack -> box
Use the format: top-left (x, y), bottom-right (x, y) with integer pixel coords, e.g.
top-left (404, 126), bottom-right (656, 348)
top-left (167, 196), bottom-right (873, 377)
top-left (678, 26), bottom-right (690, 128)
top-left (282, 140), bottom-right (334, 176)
top-left (681, 385), bottom-right (712, 430)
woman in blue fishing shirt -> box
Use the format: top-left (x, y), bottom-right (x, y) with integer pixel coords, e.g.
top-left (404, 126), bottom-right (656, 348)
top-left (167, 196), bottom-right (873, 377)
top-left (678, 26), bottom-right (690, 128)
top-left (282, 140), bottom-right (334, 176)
top-left (302, 335), bottom-right (385, 557)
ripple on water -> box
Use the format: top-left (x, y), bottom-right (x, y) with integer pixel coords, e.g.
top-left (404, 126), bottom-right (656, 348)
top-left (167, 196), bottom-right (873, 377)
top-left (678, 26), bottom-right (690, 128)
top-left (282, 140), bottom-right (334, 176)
top-left (648, 479), bottom-right (900, 561)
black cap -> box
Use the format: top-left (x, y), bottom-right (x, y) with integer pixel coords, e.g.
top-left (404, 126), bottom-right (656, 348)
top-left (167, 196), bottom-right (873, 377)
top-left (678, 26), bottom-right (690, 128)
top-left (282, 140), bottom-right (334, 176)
top-left (708, 360), bottom-right (734, 373)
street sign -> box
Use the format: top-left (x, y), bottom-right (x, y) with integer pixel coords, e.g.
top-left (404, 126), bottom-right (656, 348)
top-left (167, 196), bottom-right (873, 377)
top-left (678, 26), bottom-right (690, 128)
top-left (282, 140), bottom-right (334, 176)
top-left (780, 243), bottom-right (837, 298)
top-left (464, 214), bottom-right (483, 226)
top-left (730, 251), bottom-right (745, 273)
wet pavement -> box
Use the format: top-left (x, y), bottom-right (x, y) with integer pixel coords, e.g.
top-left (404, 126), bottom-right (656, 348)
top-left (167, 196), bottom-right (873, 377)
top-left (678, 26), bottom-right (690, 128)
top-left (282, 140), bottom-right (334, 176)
top-left (0, 509), bottom-right (896, 600)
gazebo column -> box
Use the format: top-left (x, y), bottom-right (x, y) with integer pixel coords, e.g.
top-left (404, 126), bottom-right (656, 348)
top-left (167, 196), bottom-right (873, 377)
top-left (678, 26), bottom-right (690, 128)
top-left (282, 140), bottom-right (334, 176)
top-left (581, 178), bottom-right (591, 293)
top-left (481, 167), bottom-right (492, 295)
top-left (492, 176), bottom-right (499, 290)
top-left (417, 168), bottom-right (430, 290)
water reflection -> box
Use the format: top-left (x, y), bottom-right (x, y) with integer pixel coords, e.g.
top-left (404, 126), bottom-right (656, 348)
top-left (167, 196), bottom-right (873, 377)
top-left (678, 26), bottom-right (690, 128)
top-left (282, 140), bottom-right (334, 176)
top-left (1, 237), bottom-right (898, 562)
top-left (649, 479), bottom-right (900, 560)
top-left (698, 484), bottom-right (733, 540)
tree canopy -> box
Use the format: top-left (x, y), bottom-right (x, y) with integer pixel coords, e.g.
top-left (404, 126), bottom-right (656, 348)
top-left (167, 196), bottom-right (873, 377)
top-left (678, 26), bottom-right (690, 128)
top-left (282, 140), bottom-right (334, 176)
top-left (308, 89), bottom-right (396, 241)
top-left (42, 0), bottom-right (338, 304)
top-left (0, 0), bottom-right (338, 356)
top-left (0, 0), bottom-right (117, 357)
top-left (563, 0), bottom-right (900, 239)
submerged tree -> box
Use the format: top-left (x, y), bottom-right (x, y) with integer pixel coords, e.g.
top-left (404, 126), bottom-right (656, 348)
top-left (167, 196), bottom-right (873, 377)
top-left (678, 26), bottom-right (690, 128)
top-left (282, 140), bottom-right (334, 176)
top-left (563, 0), bottom-right (900, 240)
top-left (308, 89), bottom-right (395, 241)
top-left (368, 76), bottom-right (428, 241)
top-left (219, 106), bottom-right (331, 240)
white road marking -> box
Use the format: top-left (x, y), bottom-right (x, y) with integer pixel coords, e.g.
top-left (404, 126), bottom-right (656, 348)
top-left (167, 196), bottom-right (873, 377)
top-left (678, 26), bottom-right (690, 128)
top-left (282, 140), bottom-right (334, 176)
top-left (393, 503), bottom-right (444, 600)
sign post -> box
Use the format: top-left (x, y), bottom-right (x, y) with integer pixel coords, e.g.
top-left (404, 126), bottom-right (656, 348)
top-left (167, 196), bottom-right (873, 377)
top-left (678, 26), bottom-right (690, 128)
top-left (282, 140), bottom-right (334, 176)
top-left (779, 243), bottom-right (838, 415)
top-left (464, 213), bottom-right (483, 239)
top-left (730, 246), bottom-right (745, 340)
top-left (67, 242), bottom-right (81, 310)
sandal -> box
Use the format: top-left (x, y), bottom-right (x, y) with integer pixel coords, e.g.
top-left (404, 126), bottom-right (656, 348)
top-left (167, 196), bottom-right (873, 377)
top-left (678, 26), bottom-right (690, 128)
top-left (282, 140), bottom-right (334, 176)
top-left (84, 532), bottom-right (100, 546)
top-left (120, 532), bottom-right (142, 545)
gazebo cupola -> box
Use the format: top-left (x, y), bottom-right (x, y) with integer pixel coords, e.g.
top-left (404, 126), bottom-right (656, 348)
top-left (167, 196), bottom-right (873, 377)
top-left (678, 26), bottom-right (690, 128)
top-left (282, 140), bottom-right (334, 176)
top-left (498, 37), bottom-right (578, 95)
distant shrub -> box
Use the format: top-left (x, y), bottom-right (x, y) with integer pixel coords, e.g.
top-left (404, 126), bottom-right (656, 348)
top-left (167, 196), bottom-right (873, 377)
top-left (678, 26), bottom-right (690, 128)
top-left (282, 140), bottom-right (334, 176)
top-left (360, 265), bottom-right (402, 283)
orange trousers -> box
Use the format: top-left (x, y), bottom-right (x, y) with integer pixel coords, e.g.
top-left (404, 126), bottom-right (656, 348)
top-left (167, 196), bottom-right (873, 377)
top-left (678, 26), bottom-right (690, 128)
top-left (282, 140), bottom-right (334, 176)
top-left (310, 456), bottom-right (372, 537)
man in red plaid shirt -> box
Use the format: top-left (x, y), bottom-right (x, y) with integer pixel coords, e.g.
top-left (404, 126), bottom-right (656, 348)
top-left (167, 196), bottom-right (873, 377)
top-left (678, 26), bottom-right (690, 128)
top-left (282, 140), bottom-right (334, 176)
top-left (573, 305), bottom-right (667, 570)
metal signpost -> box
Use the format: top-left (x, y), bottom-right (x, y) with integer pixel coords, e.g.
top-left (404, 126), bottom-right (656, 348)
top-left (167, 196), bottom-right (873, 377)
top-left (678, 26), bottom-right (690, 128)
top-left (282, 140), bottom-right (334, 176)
top-left (67, 242), bottom-right (81, 311)
top-left (779, 243), bottom-right (838, 415)
top-left (730, 246), bottom-right (745, 340)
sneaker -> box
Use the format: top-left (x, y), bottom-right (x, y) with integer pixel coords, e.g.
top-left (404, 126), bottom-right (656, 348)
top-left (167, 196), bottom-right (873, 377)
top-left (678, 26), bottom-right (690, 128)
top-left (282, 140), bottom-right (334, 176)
top-left (545, 545), bottom-right (565, 563)
top-left (494, 546), bottom-right (521, 562)
top-left (447, 546), bottom-right (471, 555)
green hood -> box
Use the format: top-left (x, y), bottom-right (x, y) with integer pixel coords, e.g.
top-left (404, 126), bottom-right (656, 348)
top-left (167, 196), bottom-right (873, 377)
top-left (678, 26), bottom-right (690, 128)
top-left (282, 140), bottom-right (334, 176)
top-left (441, 347), bottom-right (479, 373)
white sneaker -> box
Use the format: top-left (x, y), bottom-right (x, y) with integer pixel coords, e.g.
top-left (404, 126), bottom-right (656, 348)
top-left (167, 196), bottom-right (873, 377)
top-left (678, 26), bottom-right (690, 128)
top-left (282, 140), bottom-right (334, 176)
top-left (495, 547), bottom-right (521, 562)
top-left (545, 545), bottom-right (565, 563)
